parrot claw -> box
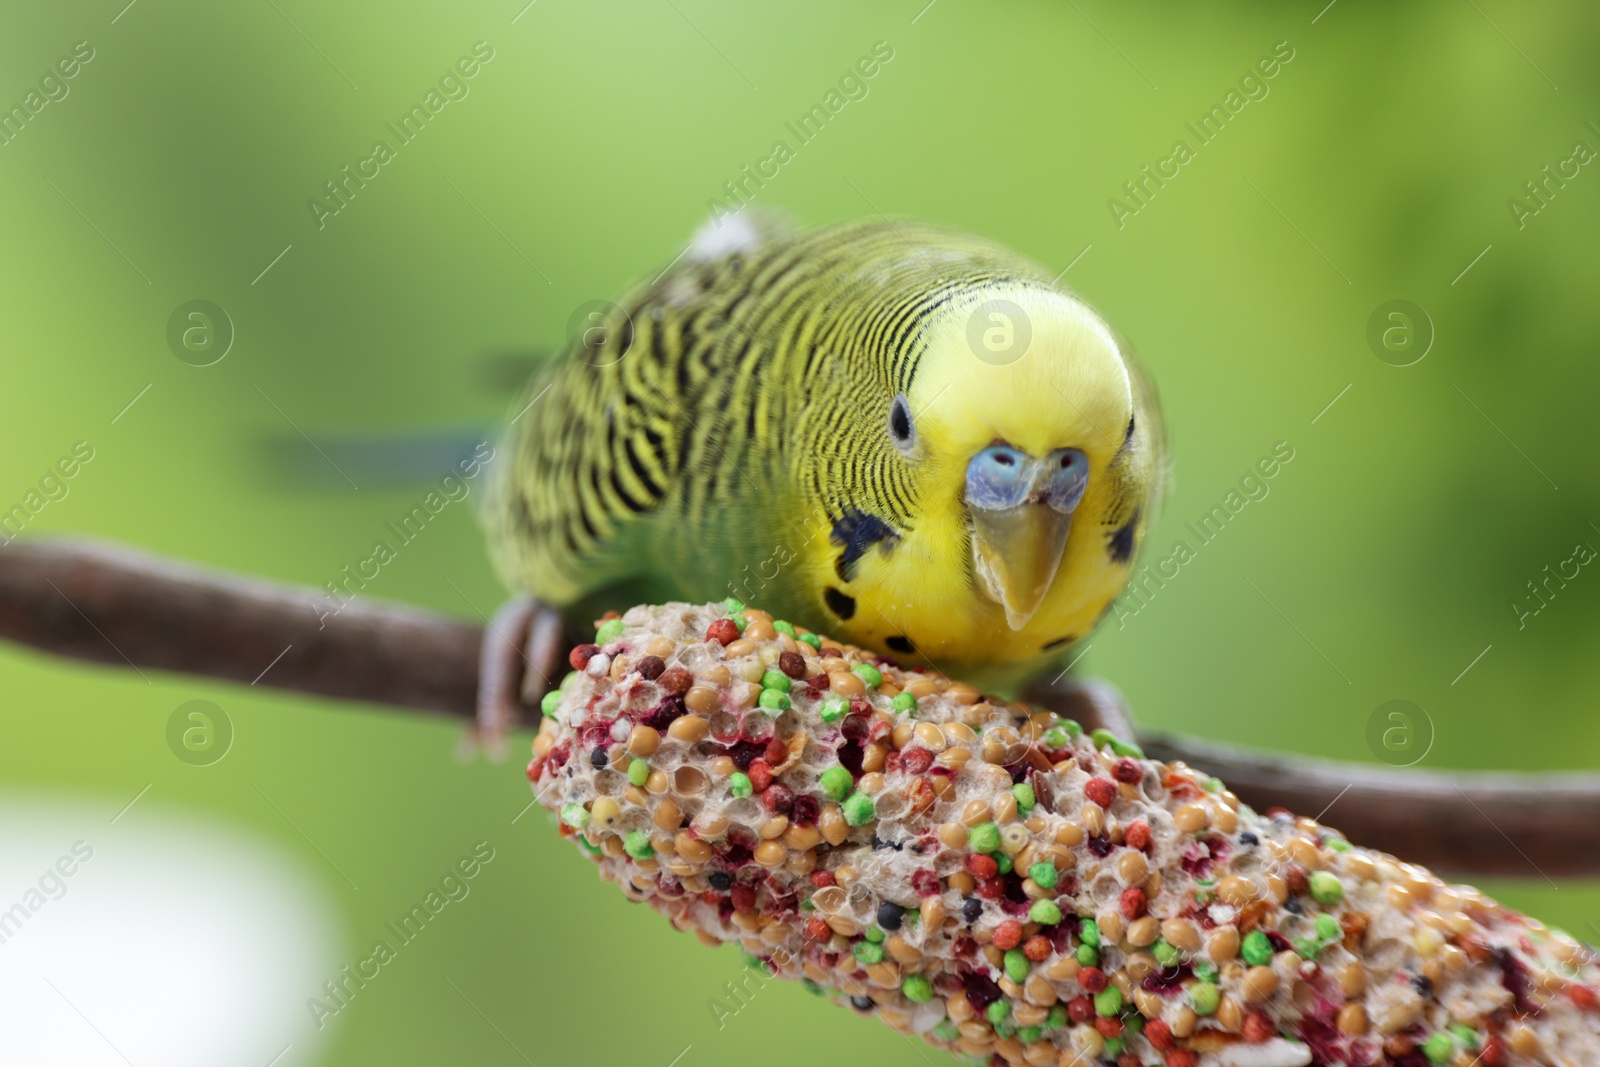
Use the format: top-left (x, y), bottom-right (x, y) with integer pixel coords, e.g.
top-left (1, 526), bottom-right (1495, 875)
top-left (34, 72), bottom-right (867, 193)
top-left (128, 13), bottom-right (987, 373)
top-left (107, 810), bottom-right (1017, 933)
top-left (1020, 673), bottom-right (1139, 745)
top-left (472, 595), bottom-right (565, 761)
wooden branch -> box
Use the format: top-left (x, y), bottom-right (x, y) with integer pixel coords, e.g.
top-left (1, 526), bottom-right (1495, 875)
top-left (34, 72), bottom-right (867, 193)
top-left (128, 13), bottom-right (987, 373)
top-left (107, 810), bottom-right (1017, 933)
top-left (1137, 736), bottom-right (1600, 880)
top-left (2, 536), bottom-right (1596, 877)
top-left (0, 538), bottom-right (480, 716)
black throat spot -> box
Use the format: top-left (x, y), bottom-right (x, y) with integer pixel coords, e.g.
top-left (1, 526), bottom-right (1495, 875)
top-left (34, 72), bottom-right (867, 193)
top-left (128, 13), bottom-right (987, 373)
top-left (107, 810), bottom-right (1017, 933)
top-left (1108, 508), bottom-right (1140, 564)
top-left (831, 508), bottom-right (900, 583)
top-left (824, 587), bottom-right (857, 620)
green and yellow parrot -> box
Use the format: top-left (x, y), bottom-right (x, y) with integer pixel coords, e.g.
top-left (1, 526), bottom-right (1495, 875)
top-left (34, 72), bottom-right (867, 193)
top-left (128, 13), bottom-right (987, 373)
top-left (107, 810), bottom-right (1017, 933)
top-left (480, 215), bottom-right (1164, 733)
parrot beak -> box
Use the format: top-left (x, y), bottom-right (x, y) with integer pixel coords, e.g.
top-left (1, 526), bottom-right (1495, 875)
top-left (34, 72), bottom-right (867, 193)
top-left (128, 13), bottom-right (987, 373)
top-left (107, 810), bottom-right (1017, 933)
top-left (971, 505), bottom-right (1076, 631)
top-left (965, 445), bottom-right (1091, 631)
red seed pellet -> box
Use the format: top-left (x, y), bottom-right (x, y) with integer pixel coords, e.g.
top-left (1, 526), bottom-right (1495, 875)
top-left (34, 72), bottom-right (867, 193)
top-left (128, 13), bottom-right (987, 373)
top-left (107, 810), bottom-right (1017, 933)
top-left (1241, 1010), bottom-right (1275, 1044)
top-left (657, 666), bottom-right (693, 695)
top-left (992, 919), bottom-right (1022, 950)
top-left (705, 618), bottom-right (739, 645)
top-left (748, 760), bottom-right (773, 793)
top-left (1085, 777), bottom-right (1117, 808)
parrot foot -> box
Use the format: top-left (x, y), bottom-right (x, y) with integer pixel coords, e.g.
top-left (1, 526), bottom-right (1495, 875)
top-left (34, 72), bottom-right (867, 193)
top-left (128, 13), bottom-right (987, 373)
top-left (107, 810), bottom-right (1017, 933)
top-left (470, 595), bottom-right (565, 761)
top-left (1020, 673), bottom-right (1140, 745)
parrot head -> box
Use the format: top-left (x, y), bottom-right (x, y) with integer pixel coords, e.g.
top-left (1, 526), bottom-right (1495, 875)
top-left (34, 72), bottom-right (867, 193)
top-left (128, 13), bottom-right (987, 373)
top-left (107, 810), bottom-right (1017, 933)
top-left (851, 282), bottom-right (1162, 676)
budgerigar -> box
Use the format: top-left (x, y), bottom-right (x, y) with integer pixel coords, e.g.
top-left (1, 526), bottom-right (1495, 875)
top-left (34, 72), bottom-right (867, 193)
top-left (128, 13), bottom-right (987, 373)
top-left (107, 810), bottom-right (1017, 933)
top-left (478, 215), bottom-right (1165, 736)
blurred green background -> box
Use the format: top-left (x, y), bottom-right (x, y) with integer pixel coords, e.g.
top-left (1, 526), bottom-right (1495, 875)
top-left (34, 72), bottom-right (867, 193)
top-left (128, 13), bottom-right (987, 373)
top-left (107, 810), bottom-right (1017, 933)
top-left (3, 1), bottom-right (1598, 1063)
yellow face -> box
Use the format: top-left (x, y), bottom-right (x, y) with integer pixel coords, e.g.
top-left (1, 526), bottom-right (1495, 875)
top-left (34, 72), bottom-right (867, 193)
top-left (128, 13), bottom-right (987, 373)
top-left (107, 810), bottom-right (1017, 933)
top-left (823, 285), bottom-right (1158, 684)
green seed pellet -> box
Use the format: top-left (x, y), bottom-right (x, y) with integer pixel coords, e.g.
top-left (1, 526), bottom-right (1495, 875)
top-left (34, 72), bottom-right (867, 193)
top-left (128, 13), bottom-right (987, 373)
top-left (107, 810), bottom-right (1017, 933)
top-left (986, 999), bottom-right (1009, 1026)
top-left (800, 632), bottom-right (822, 649)
top-left (901, 975), bottom-right (933, 1003)
top-left (1151, 939), bottom-right (1180, 968)
top-left (1029, 861), bottom-right (1058, 890)
top-left (853, 940), bottom-right (884, 964)
top-left (731, 613), bottom-right (749, 633)
top-left (761, 669), bottom-right (792, 693)
top-left (995, 853), bottom-right (1013, 876)
top-left (1315, 914), bottom-right (1342, 941)
top-left (892, 691), bottom-right (917, 713)
top-left (820, 766), bottom-right (854, 801)
top-left (819, 695), bottom-right (849, 724)
top-left (595, 618), bottom-right (625, 643)
top-left (1188, 981), bottom-right (1220, 1016)
top-left (540, 689), bottom-right (562, 717)
top-left (1040, 726), bottom-right (1071, 749)
top-left (1029, 900), bottom-right (1062, 925)
top-left (627, 759), bottom-right (649, 787)
top-left (729, 772), bottom-right (752, 798)
top-left (560, 803), bottom-right (589, 829)
top-left (1093, 986), bottom-right (1122, 1016)
top-left (1012, 782), bottom-right (1036, 811)
top-left (623, 830), bottom-right (654, 860)
top-left (759, 688), bottom-right (791, 713)
top-left (1075, 943), bottom-right (1099, 967)
top-left (1004, 949), bottom-right (1030, 983)
top-left (1079, 918), bottom-right (1100, 947)
top-left (1422, 1032), bottom-right (1455, 1064)
top-left (842, 791), bottom-right (876, 826)
top-left (968, 822), bottom-right (1001, 853)
top-left (1241, 929), bottom-right (1274, 966)
top-left (773, 619), bottom-right (796, 637)
top-left (851, 663), bottom-right (883, 688)
top-left (722, 597), bottom-right (745, 613)
top-left (1310, 871), bottom-right (1345, 905)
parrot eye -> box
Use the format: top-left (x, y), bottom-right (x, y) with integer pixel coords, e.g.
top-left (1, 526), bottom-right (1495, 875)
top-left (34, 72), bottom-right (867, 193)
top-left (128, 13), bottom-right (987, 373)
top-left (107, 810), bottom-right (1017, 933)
top-left (887, 394), bottom-right (916, 454)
